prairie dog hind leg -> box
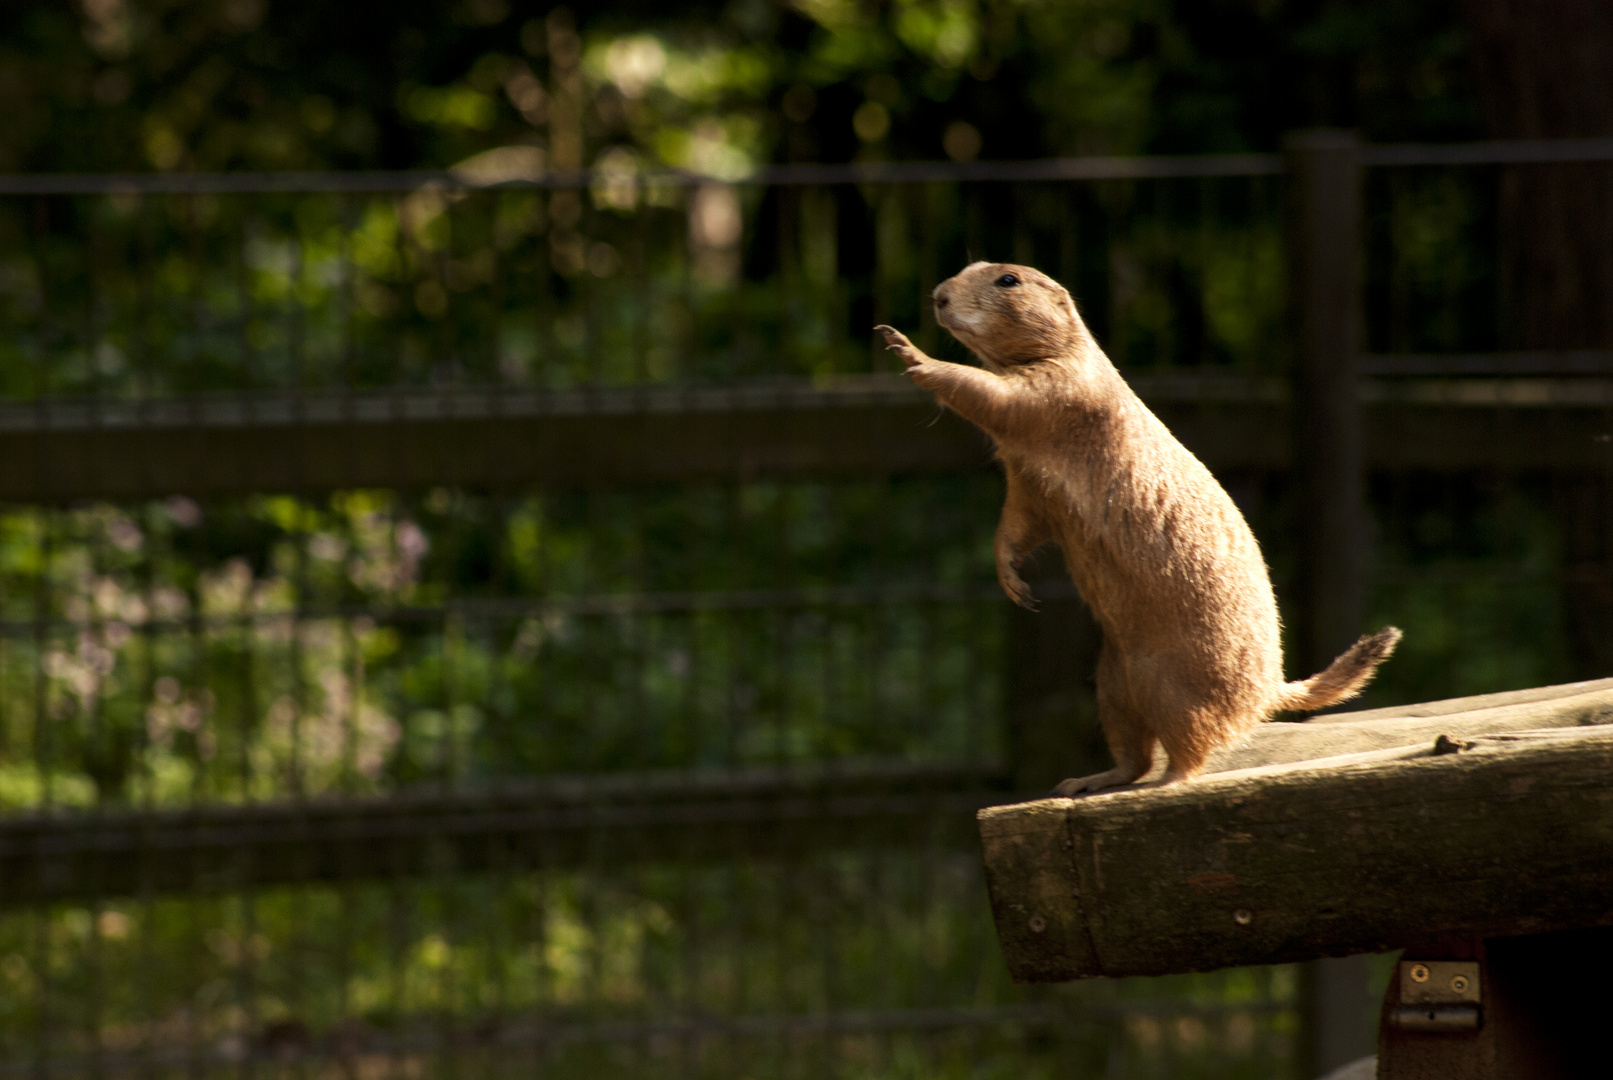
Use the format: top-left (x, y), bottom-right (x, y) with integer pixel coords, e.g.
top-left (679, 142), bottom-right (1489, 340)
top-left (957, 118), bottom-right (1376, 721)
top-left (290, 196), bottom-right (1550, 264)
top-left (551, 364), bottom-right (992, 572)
top-left (1052, 644), bottom-right (1156, 796)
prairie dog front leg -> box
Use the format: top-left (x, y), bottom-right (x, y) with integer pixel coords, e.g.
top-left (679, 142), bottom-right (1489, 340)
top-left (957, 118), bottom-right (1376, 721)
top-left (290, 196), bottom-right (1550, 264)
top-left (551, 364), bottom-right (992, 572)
top-left (874, 326), bottom-right (1017, 435)
top-left (996, 475), bottom-right (1050, 610)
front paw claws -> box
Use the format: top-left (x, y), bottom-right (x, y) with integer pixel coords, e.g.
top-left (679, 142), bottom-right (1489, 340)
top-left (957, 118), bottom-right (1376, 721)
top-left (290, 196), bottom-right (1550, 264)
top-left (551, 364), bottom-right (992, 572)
top-left (1001, 575), bottom-right (1038, 611)
top-left (873, 325), bottom-right (922, 368)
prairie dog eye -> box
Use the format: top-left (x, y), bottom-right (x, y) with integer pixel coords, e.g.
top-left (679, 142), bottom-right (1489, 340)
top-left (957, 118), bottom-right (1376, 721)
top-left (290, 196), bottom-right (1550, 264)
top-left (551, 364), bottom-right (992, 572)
top-left (995, 273), bottom-right (1020, 287)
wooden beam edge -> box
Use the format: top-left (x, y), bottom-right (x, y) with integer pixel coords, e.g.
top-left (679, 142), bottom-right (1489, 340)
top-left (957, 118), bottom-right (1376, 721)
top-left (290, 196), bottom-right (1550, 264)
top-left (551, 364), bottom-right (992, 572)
top-left (979, 727), bottom-right (1613, 982)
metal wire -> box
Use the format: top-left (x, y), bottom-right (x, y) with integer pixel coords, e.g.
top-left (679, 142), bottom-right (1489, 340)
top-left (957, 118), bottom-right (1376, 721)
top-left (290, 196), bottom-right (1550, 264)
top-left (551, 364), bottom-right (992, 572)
top-left (0, 145), bottom-right (1609, 1076)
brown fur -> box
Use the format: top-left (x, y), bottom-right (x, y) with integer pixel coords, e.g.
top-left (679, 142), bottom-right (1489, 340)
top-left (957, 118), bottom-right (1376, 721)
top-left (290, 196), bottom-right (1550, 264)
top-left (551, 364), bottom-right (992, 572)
top-left (876, 262), bottom-right (1401, 793)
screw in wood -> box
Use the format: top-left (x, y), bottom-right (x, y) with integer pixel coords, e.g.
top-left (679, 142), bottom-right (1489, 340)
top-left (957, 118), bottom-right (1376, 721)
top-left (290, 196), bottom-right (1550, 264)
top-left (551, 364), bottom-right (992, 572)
top-left (1232, 909), bottom-right (1252, 926)
top-left (1028, 915), bottom-right (1046, 933)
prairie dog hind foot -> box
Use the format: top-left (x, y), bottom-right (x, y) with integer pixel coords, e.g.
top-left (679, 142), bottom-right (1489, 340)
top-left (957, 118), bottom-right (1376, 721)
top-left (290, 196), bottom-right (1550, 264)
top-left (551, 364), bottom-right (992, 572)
top-left (1051, 767), bottom-right (1148, 797)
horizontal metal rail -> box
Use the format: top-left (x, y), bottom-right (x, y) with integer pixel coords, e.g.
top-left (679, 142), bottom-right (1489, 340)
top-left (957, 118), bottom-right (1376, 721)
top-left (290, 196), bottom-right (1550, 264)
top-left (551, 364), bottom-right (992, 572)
top-left (1362, 136), bottom-right (1613, 167)
top-left (0, 375), bottom-right (990, 498)
top-left (4, 136), bottom-right (1613, 196)
top-left (0, 581), bottom-right (1019, 636)
top-left (0, 153), bottom-right (1284, 194)
top-left (1363, 351), bottom-right (1613, 376)
top-left (1, 565), bottom-right (1606, 639)
top-left (0, 760), bottom-right (1012, 907)
top-left (0, 372), bottom-right (1609, 501)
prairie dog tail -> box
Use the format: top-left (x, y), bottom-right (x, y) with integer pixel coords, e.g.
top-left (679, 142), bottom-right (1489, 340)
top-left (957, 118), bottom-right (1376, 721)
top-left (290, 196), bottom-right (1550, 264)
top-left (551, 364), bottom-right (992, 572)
top-left (1273, 627), bottom-right (1404, 713)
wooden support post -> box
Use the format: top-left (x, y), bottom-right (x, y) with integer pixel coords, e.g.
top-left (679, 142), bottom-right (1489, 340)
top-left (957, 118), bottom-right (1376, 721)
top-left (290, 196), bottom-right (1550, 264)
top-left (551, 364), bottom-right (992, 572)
top-left (1290, 128), bottom-right (1367, 691)
top-left (1379, 927), bottom-right (1613, 1078)
top-left (1288, 127), bottom-right (1371, 1078)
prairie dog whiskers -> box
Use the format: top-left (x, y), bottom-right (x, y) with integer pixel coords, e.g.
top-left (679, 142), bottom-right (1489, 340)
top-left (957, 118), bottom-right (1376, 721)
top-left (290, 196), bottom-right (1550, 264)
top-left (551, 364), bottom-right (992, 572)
top-left (875, 261), bottom-right (1400, 793)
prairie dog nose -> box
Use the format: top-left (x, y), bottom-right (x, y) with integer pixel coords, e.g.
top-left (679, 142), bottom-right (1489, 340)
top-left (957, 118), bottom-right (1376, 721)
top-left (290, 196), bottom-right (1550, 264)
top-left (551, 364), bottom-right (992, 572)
top-left (933, 287), bottom-right (950, 309)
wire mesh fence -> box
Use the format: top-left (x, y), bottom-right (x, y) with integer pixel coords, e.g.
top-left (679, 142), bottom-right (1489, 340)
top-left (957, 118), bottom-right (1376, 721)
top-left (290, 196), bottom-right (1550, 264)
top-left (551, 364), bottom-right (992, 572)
top-left (0, 141), bottom-right (1608, 1077)
top-left (1, 168), bottom-right (1290, 398)
top-left (0, 478), bottom-right (1012, 807)
top-left (0, 855), bottom-right (1298, 1080)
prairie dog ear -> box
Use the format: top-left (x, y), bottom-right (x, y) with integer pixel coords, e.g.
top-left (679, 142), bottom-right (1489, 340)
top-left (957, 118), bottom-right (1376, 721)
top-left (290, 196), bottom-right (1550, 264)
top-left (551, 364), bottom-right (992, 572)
top-left (1027, 271), bottom-right (1070, 303)
top-left (1029, 273), bottom-right (1078, 323)
top-left (1051, 280), bottom-right (1083, 325)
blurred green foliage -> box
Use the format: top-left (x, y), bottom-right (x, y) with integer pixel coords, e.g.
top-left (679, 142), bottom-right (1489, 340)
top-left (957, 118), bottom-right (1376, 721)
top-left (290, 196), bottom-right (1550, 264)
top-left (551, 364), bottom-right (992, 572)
top-left (0, 5), bottom-right (1593, 1075)
top-left (1, 0), bottom-right (1478, 178)
top-left (0, 475), bottom-right (1009, 807)
top-left (0, 856), bottom-right (1302, 1079)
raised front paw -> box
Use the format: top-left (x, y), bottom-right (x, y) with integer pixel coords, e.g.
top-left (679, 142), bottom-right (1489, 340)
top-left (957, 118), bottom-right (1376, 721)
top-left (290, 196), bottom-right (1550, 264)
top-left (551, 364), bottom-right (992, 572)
top-left (873, 325), bottom-right (924, 369)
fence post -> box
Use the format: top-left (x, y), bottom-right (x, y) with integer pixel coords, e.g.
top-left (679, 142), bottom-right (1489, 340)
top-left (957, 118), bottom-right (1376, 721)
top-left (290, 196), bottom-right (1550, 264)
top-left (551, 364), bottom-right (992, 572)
top-left (1287, 128), bottom-right (1374, 1077)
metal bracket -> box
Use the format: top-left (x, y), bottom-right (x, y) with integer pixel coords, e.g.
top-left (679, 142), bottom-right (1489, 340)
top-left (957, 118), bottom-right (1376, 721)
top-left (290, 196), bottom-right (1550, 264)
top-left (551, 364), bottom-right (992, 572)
top-left (1389, 960), bottom-right (1482, 1032)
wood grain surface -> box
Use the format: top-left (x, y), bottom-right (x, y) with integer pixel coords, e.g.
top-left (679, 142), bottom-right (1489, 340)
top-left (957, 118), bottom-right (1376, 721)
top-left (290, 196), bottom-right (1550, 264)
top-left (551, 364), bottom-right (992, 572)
top-left (980, 723), bottom-right (1613, 982)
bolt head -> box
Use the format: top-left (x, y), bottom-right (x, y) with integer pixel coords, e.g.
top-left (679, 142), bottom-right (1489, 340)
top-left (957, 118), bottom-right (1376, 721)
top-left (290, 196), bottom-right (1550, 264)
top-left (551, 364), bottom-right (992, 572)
top-left (1409, 963), bottom-right (1430, 983)
top-left (1450, 974), bottom-right (1470, 993)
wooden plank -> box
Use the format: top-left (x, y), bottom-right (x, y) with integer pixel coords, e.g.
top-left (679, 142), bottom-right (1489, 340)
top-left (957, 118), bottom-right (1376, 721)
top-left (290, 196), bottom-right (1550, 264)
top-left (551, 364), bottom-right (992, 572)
top-left (1061, 682), bottom-right (1613, 785)
top-left (1201, 685), bottom-right (1613, 773)
top-left (974, 800), bottom-right (1097, 983)
top-left (0, 761), bottom-right (1005, 907)
top-left (1310, 676), bottom-right (1613, 722)
top-left (979, 727), bottom-right (1613, 982)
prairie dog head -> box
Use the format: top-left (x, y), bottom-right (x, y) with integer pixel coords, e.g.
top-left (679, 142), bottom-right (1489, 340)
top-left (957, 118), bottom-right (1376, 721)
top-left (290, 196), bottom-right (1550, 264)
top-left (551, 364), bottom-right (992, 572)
top-left (932, 262), bottom-right (1086, 370)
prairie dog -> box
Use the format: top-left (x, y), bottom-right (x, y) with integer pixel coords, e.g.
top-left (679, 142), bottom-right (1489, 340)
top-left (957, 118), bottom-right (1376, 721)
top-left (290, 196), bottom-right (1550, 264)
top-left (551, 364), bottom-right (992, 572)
top-left (876, 262), bottom-right (1400, 793)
